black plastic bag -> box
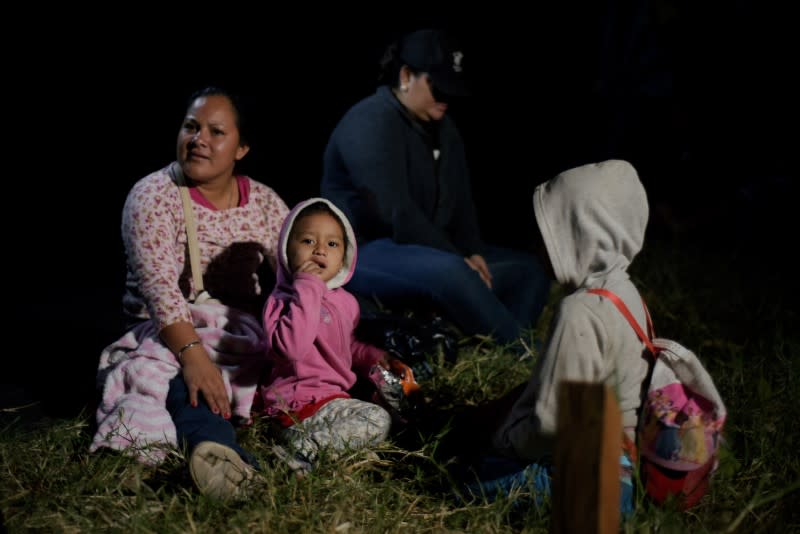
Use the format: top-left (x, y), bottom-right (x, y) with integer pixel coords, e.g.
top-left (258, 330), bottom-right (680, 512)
top-left (356, 312), bottom-right (459, 380)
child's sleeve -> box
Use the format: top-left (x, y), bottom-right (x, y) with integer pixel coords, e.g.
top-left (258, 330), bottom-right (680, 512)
top-left (530, 298), bottom-right (607, 435)
top-left (349, 303), bottom-right (386, 373)
top-left (264, 273), bottom-right (326, 361)
top-left (497, 298), bottom-right (608, 462)
top-left (351, 336), bottom-right (386, 373)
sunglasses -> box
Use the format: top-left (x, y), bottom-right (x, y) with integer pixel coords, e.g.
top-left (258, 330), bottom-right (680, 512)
top-left (426, 75), bottom-right (451, 104)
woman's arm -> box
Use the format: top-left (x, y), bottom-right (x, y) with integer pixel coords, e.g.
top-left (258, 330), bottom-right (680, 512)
top-left (335, 109), bottom-right (460, 253)
top-left (160, 321), bottom-right (231, 418)
top-left (123, 175), bottom-right (231, 417)
top-left (121, 176), bottom-right (194, 329)
top-left (441, 123), bottom-right (485, 256)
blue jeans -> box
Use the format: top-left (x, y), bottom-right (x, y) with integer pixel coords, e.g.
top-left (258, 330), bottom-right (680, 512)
top-left (462, 455), bottom-right (552, 506)
top-left (463, 455), bottom-right (634, 518)
top-left (346, 240), bottom-right (551, 344)
top-left (166, 375), bottom-right (258, 468)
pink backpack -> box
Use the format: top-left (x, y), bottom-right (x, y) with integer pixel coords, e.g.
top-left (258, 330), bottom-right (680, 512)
top-left (587, 288), bottom-right (727, 509)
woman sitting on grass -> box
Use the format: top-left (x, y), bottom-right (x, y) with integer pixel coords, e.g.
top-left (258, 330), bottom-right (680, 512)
top-left (91, 86), bottom-right (289, 500)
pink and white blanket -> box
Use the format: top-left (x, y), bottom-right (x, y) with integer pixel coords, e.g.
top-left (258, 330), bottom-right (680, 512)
top-left (91, 303), bottom-right (267, 464)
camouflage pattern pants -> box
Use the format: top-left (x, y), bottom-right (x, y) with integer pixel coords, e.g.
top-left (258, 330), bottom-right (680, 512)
top-left (280, 398), bottom-right (391, 464)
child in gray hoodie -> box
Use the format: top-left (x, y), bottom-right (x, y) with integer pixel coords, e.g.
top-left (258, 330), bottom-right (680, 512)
top-left (465, 159), bottom-right (651, 515)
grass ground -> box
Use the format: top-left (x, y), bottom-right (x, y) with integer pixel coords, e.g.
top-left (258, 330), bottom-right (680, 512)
top-left (2, 212), bottom-right (798, 532)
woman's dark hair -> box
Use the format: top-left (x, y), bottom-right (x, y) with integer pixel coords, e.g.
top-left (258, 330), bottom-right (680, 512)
top-left (186, 86), bottom-right (250, 147)
top-left (294, 201), bottom-right (348, 250)
top-left (377, 40), bottom-right (422, 88)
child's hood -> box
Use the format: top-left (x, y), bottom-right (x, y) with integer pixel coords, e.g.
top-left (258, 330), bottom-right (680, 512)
top-left (276, 197), bottom-right (358, 290)
top-left (532, 159), bottom-right (648, 288)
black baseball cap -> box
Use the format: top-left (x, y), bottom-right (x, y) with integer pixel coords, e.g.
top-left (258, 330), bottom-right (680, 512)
top-left (397, 29), bottom-right (470, 97)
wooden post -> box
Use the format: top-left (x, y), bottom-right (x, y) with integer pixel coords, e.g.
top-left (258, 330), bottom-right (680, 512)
top-left (551, 382), bottom-right (622, 534)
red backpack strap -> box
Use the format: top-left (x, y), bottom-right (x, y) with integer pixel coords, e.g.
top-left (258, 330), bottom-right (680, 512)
top-left (642, 297), bottom-right (655, 341)
top-left (587, 288), bottom-right (657, 355)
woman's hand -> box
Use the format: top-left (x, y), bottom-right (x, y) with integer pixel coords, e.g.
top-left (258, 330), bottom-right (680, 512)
top-left (465, 254), bottom-right (493, 289)
top-left (180, 345), bottom-right (231, 419)
top-left (161, 321), bottom-right (231, 419)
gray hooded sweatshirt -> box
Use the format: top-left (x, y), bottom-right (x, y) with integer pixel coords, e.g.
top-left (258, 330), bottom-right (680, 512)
top-left (493, 159), bottom-right (650, 461)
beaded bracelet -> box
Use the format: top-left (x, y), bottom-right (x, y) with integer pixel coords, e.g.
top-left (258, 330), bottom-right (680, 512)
top-left (176, 340), bottom-right (202, 361)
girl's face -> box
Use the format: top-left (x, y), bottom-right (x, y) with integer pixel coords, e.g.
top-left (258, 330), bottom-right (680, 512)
top-left (177, 94), bottom-right (249, 184)
top-left (287, 212), bottom-right (346, 283)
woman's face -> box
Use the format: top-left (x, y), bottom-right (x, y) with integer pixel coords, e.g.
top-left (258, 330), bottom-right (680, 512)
top-left (402, 69), bottom-right (449, 122)
top-left (177, 94), bottom-right (249, 184)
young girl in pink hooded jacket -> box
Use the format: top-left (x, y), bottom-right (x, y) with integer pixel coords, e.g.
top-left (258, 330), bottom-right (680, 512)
top-left (257, 198), bottom-right (394, 472)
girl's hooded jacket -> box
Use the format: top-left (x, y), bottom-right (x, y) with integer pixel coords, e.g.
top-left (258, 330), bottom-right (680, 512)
top-left (493, 160), bottom-right (651, 461)
top-left (258, 198), bottom-right (385, 416)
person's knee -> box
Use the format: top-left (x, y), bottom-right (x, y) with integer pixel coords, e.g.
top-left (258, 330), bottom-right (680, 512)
top-left (511, 260), bottom-right (551, 303)
top-left (432, 259), bottom-right (487, 300)
top-left (511, 255), bottom-right (548, 283)
top-left (528, 266), bottom-right (552, 299)
top-left (361, 404), bottom-right (391, 443)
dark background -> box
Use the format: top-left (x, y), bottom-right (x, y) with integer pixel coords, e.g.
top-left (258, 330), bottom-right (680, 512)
top-left (6, 4), bottom-right (796, 418)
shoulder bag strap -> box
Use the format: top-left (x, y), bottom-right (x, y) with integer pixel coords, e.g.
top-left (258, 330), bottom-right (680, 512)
top-left (169, 163), bottom-right (207, 296)
top-left (587, 288), bottom-right (657, 355)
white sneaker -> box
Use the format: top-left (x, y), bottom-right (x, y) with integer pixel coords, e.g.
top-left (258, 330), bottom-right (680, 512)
top-left (189, 441), bottom-right (256, 500)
